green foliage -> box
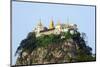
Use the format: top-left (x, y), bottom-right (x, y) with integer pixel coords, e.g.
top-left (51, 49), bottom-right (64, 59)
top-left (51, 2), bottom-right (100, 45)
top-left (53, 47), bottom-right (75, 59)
top-left (36, 34), bottom-right (62, 47)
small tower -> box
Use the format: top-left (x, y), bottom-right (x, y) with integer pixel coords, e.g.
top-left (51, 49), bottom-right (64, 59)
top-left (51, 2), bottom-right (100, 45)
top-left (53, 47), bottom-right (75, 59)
top-left (55, 20), bottom-right (61, 30)
top-left (35, 19), bottom-right (44, 33)
top-left (37, 19), bottom-right (43, 27)
top-left (49, 19), bottom-right (55, 29)
top-left (55, 20), bottom-right (62, 34)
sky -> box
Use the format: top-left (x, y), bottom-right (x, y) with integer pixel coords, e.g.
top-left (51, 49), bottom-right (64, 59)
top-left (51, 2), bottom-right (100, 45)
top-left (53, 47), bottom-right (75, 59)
top-left (12, 1), bottom-right (96, 65)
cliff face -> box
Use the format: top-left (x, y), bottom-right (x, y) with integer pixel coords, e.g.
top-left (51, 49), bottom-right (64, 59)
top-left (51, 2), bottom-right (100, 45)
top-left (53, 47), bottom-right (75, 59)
top-left (15, 31), bottom-right (95, 65)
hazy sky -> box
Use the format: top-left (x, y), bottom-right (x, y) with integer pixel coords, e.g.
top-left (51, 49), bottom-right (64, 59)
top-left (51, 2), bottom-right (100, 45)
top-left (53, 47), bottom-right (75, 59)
top-left (12, 1), bottom-right (96, 65)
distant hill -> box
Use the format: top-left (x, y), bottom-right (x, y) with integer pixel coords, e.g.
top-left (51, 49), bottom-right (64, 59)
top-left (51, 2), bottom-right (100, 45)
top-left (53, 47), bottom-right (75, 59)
top-left (15, 30), bottom-right (95, 65)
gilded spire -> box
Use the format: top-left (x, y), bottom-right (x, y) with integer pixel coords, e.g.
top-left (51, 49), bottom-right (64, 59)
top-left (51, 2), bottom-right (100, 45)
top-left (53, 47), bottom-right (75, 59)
top-left (49, 19), bottom-right (54, 29)
top-left (56, 20), bottom-right (61, 30)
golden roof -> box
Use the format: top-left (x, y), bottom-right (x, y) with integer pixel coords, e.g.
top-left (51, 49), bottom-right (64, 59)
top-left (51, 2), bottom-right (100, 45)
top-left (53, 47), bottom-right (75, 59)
top-left (49, 19), bottom-right (55, 29)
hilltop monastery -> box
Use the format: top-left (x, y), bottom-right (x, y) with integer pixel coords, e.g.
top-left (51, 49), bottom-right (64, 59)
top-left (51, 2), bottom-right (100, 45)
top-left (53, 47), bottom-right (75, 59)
top-left (33, 19), bottom-right (78, 37)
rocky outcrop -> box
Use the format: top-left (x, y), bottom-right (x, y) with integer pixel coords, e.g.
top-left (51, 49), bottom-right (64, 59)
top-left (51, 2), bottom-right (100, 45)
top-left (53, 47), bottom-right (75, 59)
top-left (15, 32), bottom-right (95, 65)
top-left (16, 38), bottom-right (78, 65)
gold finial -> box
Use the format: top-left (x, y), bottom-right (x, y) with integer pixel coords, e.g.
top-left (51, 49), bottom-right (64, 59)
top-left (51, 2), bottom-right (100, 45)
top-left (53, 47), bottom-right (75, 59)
top-left (49, 19), bottom-right (54, 29)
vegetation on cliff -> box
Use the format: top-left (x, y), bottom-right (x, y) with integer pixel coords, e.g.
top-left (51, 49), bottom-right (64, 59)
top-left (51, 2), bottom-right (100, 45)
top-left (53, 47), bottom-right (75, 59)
top-left (15, 30), bottom-right (95, 65)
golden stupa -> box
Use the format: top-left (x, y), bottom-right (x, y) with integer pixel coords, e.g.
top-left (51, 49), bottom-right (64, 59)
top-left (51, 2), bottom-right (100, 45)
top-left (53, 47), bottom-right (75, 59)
top-left (49, 19), bottom-right (55, 29)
